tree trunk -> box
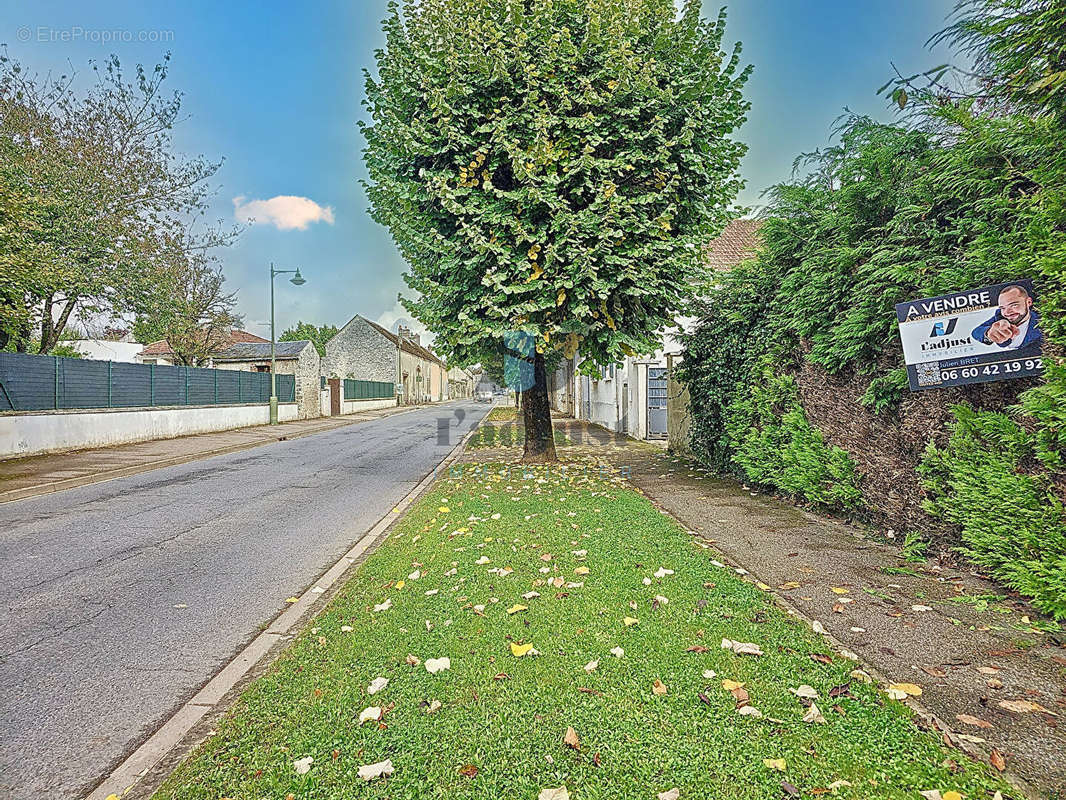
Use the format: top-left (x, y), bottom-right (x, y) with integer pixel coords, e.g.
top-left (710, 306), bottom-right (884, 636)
top-left (37, 295), bottom-right (77, 354)
top-left (521, 350), bottom-right (557, 463)
top-left (14, 318), bottom-right (31, 352)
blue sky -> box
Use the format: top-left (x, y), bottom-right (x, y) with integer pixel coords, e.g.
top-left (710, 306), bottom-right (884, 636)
top-left (1, 0), bottom-right (959, 341)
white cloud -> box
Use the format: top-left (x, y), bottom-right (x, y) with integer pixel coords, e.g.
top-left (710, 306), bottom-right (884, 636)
top-left (376, 300), bottom-right (434, 346)
top-left (232, 195), bottom-right (335, 230)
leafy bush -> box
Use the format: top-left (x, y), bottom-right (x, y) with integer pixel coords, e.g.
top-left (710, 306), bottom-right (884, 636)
top-left (920, 406), bottom-right (1066, 619)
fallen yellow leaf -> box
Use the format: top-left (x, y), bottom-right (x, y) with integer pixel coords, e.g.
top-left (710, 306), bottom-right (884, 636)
top-left (507, 604), bottom-right (528, 615)
top-left (756, 582), bottom-right (772, 591)
top-left (563, 726), bottom-right (580, 749)
top-left (888, 682), bottom-right (923, 697)
top-left (395, 580), bottom-right (405, 589)
top-left (285, 597), bottom-right (300, 603)
top-left (721, 679), bottom-right (745, 691)
top-left (511, 641), bottom-right (534, 657)
top-left (439, 506), bottom-right (450, 513)
top-left (574, 566), bottom-right (590, 575)
top-left (997, 699), bottom-right (1045, 713)
top-left (623, 616), bottom-right (639, 627)
top-left (944, 793), bottom-right (963, 800)
top-left (831, 587), bottom-right (850, 595)
top-left (652, 679), bottom-right (667, 695)
top-left (763, 758), bottom-right (786, 771)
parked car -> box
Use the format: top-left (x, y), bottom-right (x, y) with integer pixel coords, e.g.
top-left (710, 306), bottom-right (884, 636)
top-left (475, 390), bottom-right (493, 403)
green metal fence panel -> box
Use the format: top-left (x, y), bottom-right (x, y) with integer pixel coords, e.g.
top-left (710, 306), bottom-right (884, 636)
top-left (0, 352), bottom-right (294, 412)
top-left (276, 373), bottom-right (295, 403)
top-left (341, 378), bottom-right (393, 401)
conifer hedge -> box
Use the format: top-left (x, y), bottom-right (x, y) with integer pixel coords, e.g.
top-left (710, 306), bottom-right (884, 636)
top-left (680, 0), bottom-right (1066, 617)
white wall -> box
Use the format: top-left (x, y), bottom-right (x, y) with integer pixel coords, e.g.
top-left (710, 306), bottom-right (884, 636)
top-left (340, 397), bottom-right (395, 415)
top-left (573, 356), bottom-right (665, 440)
top-left (0, 403), bottom-right (298, 459)
top-left (579, 369), bottom-right (623, 432)
top-left (70, 341), bottom-right (144, 363)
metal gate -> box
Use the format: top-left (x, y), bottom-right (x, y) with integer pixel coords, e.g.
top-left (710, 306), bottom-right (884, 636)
top-left (647, 366), bottom-right (668, 438)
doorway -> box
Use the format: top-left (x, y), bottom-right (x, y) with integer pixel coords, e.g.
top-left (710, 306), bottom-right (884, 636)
top-left (328, 377), bottom-right (341, 416)
top-left (647, 366), bottom-right (668, 438)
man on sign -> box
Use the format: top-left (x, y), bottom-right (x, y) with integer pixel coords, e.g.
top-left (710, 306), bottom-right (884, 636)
top-left (972, 284), bottom-right (1042, 354)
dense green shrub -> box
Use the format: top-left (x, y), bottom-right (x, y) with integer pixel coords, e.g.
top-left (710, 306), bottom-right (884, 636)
top-left (679, 0), bottom-right (1066, 613)
top-left (920, 406), bottom-right (1066, 618)
top-left (727, 361), bottom-right (862, 511)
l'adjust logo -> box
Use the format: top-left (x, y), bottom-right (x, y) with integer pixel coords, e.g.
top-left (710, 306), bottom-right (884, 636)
top-left (930, 318), bottom-right (958, 337)
top-left (922, 317), bottom-right (970, 351)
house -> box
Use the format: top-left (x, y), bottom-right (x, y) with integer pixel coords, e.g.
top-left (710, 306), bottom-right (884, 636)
top-left (136, 330), bottom-right (269, 367)
top-left (68, 333), bottom-right (143, 363)
top-left (448, 366), bottom-right (475, 399)
top-left (212, 339), bottom-right (321, 419)
top-left (550, 219), bottom-right (763, 440)
top-left (322, 315), bottom-right (448, 405)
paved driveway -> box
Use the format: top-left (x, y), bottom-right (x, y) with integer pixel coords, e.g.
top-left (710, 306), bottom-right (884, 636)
top-left (0, 401), bottom-right (487, 800)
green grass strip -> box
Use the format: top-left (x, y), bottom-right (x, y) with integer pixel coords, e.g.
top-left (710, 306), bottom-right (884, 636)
top-left (155, 463), bottom-right (1009, 800)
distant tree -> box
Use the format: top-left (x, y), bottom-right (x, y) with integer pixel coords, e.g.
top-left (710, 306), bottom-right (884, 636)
top-left (0, 51), bottom-right (227, 354)
top-left (280, 321), bottom-right (339, 357)
top-left (132, 224), bottom-right (242, 366)
top-left (363, 0), bottom-right (750, 460)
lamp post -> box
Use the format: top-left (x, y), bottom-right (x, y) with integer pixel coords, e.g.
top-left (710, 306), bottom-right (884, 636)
top-left (269, 263), bottom-right (306, 424)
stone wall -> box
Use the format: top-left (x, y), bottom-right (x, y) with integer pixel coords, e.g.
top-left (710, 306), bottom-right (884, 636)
top-left (323, 317), bottom-right (396, 384)
top-left (665, 354), bottom-right (692, 455)
top-left (292, 345), bottom-right (322, 419)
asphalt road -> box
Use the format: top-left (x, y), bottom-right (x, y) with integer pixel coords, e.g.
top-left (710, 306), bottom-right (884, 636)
top-left (0, 401), bottom-right (489, 800)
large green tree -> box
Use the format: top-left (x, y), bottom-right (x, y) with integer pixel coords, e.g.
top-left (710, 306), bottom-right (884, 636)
top-left (131, 223), bottom-right (243, 366)
top-left (363, 0), bottom-right (750, 460)
top-left (280, 321), bottom-right (339, 357)
top-left (0, 52), bottom-right (227, 353)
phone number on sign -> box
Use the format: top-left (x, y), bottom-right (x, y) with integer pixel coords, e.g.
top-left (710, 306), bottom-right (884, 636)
top-left (940, 358), bottom-right (1041, 382)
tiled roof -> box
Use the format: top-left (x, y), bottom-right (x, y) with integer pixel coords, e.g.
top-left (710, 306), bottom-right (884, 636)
top-left (213, 340), bottom-right (311, 361)
top-left (139, 339), bottom-right (177, 356)
top-left (704, 219), bottom-right (763, 272)
top-left (138, 330), bottom-right (269, 357)
top-left (363, 318), bottom-right (445, 366)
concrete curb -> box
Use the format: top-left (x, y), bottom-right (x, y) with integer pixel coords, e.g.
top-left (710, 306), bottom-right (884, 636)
top-left (0, 405), bottom-right (422, 505)
top-left (83, 411), bottom-right (481, 800)
top-left (632, 481), bottom-right (1036, 800)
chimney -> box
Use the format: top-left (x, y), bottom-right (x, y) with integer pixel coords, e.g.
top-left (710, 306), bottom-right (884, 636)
top-left (397, 325), bottom-right (420, 346)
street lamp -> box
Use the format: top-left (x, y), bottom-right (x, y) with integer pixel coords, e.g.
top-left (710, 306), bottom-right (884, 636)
top-left (269, 264), bottom-right (306, 424)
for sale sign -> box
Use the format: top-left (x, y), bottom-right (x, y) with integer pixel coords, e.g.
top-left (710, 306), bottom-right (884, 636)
top-left (895, 280), bottom-right (1044, 391)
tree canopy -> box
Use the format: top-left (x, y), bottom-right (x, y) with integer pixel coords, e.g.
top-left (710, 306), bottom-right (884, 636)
top-left (362, 0), bottom-right (750, 459)
top-left (0, 52), bottom-right (232, 354)
top-left (280, 321), bottom-right (339, 357)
